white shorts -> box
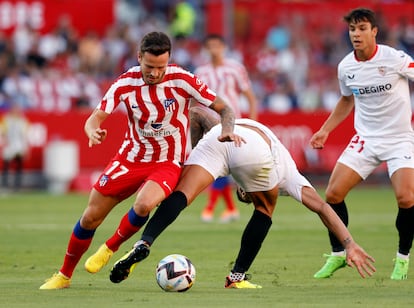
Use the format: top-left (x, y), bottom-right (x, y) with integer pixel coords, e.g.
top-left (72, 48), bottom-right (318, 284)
top-left (185, 124), bottom-right (313, 203)
top-left (338, 134), bottom-right (414, 179)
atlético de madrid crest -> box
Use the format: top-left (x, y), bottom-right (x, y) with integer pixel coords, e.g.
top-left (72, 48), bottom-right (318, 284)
top-left (164, 98), bottom-right (176, 112)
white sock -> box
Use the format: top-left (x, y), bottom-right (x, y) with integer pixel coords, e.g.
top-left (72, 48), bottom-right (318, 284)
top-left (331, 251), bottom-right (346, 257)
top-left (397, 252), bottom-right (409, 260)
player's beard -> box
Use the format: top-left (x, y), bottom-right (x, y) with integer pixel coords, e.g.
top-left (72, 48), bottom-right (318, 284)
top-left (144, 72), bottom-right (165, 85)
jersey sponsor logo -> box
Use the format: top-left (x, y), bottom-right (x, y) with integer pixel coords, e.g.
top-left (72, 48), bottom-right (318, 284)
top-left (151, 122), bottom-right (163, 130)
top-left (347, 74), bottom-right (355, 79)
top-left (351, 83), bottom-right (392, 96)
top-left (164, 98), bottom-right (176, 112)
top-left (99, 174), bottom-right (109, 187)
top-left (138, 127), bottom-right (173, 137)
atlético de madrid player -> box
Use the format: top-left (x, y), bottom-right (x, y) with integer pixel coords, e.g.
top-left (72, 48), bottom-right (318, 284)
top-left (40, 31), bottom-right (243, 289)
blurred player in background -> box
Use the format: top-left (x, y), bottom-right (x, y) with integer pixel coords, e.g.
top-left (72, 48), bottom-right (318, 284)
top-left (310, 8), bottom-right (414, 280)
top-left (195, 33), bottom-right (258, 223)
top-left (0, 103), bottom-right (30, 191)
top-left (39, 31), bottom-right (241, 290)
top-left (109, 105), bottom-right (376, 288)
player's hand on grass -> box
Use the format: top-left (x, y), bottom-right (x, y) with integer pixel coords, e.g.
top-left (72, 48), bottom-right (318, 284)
top-left (346, 243), bottom-right (376, 278)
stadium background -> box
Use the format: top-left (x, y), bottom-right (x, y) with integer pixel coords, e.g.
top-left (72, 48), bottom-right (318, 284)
top-left (0, 0), bottom-right (413, 191)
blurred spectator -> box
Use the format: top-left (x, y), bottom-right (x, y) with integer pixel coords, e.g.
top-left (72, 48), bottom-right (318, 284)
top-left (12, 23), bottom-right (38, 64)
top-left (101, 24), bottom-right (129, 77)
top-left (0, 103), bottom-right (30, 190)
top-left (169, 1), bottom-right (196, 38)
top-left (78, 30), bottom-right (104, 75)
top-left (0, 1), bottom-right (412, 114)
top-left (395, 17), bottom-right (414, 55)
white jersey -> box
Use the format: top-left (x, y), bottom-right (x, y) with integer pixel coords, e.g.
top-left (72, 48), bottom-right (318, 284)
top-left (338, 44), bottom-right (414, 139)
top-left (186, 118), bottom-right (312, 202)
top-left (194, 58), bottom-right (251, 118)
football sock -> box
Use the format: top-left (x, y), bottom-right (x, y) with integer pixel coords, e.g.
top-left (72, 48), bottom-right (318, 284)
top-left (232, 210), bottom-right (272, 273)
top-left (106, 208), bottom-right (148, 252)
top-left (141, 191), bottom-right (187, 245)
top-left (205, 188), bottom-right (220, 211)
top-left (60, 220), bottom-right (95, 278)
top-left (395, 206), bottom-right (414, 255)
top-left (327, 201), bottom-right (348, 252)
top-left (223, 185), bottom-right (237, 211)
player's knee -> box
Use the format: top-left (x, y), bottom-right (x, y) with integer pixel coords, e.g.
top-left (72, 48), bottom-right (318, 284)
top-left (80, 214), bottom-right (102, 229)
top-left (325, 189), bottom-right (344, 204)
top-left (395, 192), bottom-right (414, 208)
top-left (133, 200), bottom-right (156, 216)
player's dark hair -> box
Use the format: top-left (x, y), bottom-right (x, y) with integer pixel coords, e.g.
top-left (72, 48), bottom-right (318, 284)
top-left (344, 8), bottom-right (377, 28)
top-left (140, 31), bottom-right (171, 56)
top-left (203, 33), bottom-right (225, 45)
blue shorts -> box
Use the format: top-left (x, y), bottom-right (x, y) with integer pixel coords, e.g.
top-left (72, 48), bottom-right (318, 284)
top-left (212, 176), bottom-right (230, 189)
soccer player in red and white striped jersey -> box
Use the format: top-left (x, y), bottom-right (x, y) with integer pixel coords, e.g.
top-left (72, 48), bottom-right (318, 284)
top-left (40, 31), bottom-right (243, 290)
top-left (194, 34), bottom-right (258, 223)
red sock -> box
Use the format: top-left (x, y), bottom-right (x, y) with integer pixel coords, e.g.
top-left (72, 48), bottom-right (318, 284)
top-left (223, 185), bottom-right (236, 211)
top-left (106, 213), bottom-right (141, 252)
top-left (59, 232), bottom-right (92, 278)
top-left (205, 188), bottom-right (221, 211)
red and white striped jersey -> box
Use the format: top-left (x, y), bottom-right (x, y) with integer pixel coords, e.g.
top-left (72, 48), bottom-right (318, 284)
top-left (194, 58), bottom-right (251, 118)
top-left (97, 64), bottom-right (217, 166)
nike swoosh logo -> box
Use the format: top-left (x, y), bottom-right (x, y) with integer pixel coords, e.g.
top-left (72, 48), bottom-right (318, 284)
top-left (163, 181), bottom-right (172, 192)
top-left (117, 229), bottom-right (125, 238)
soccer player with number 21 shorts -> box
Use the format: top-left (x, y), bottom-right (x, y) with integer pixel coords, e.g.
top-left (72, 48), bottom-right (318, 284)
top-left (39, 31), bottom-right (242, 290)
top-left (310, 8), bottom-right (414, 280)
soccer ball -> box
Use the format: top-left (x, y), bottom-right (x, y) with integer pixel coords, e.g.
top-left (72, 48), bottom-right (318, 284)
top-left (156, 254), bottom-right (196, 292)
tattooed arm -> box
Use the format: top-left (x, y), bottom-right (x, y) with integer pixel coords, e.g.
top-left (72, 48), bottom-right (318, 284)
top-left (208, 96), bottom-right (244, 146)
top-left (189, 105), bottom-right (220, 147)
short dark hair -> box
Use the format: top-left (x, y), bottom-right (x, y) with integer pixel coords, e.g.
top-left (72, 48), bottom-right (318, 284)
top-left (344, 8), bottom-right (377, 28)
top-left (140, 32), bottom-right (171, 56)
top-left (203, 33), bottom-right (225, 45)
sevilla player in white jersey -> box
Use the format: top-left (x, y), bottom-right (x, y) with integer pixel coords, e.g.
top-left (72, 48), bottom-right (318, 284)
top-left (109, 105), bottom-right (375, 287)
top-left (310, 8), bottom-right (414, 280)
top-left (40, 31), bottom-right (243, 290)
top-left (194, 34), bottom-right (258, 223)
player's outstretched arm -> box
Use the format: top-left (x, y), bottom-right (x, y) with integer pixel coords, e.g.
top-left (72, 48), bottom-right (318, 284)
top-left (301, 186), bottom-right (376, 278)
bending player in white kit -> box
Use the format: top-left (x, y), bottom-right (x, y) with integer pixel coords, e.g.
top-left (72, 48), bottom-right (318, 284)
top-left (109, 105), bottom-right (376, 288)
top-left (310, 8), bottom-right (414, 280)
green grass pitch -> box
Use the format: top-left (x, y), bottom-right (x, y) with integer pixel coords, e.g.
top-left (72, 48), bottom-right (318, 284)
top-left (1, 186), bottom-right (414, 307)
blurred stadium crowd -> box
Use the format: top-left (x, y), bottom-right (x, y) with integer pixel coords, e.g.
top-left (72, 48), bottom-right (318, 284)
top-left (0, 0), bottom-right (413, 114)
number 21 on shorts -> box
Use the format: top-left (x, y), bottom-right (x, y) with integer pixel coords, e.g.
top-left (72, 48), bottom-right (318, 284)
top-left (349, 135), bottom-right (365, 153)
